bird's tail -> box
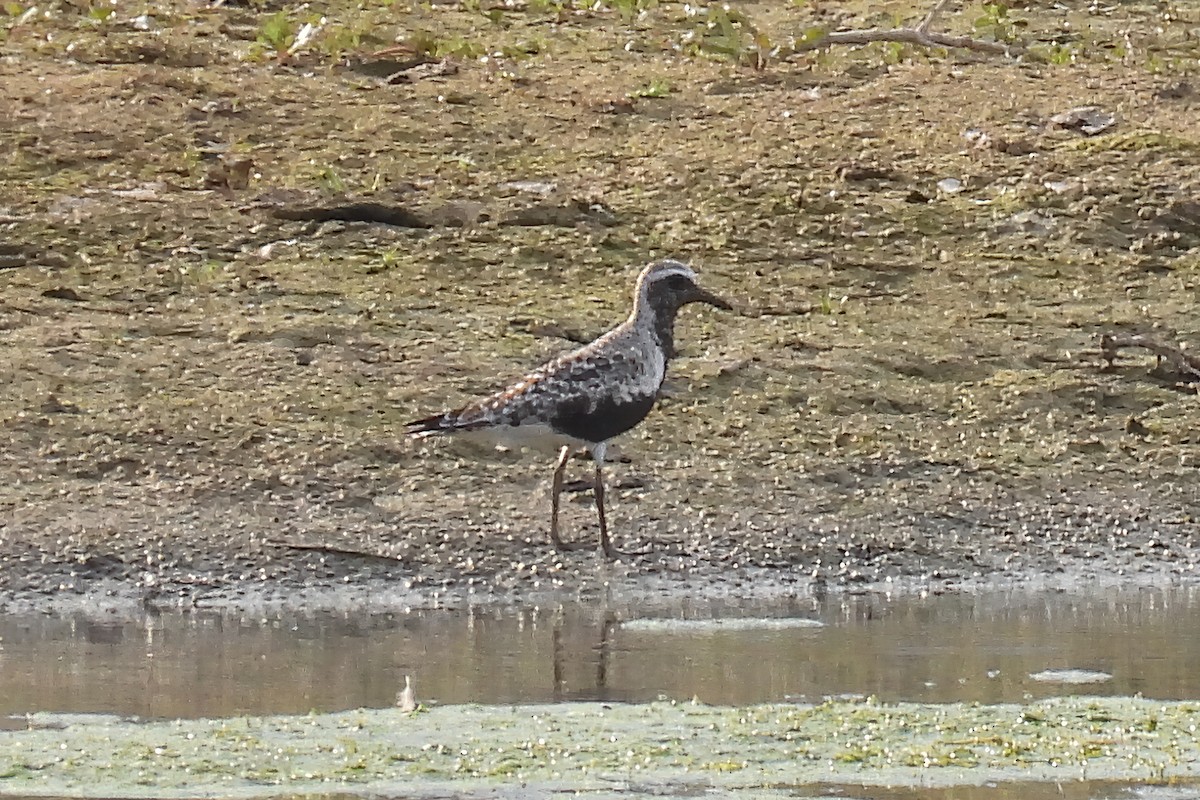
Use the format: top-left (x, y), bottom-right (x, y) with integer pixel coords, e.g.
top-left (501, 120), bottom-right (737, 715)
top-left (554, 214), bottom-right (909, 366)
top-left (404, 412), bottom-right (455, 438)
top-left (406, 404), bottom-right (494, 437)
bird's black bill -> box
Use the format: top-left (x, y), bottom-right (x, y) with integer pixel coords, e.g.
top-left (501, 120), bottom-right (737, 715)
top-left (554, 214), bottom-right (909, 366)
top-left (694, 286), bottom-right (734, 311)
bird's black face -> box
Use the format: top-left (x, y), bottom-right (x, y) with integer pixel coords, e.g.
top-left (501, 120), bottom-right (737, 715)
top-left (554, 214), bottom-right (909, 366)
top-left (646, 270), bottom-right (733, 314)
top-left (635, 261), bottom-right (730, 359)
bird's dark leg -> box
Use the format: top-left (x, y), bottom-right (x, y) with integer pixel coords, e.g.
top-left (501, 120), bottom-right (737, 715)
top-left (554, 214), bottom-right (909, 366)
top-left (594, 461), bottom-right (610, 556)
top-left (550, 445), bottom-right (589, 552)
top-left (595, 461), bottom-right (649, 559)
top-left (549, 445), bottom-right (570, 550)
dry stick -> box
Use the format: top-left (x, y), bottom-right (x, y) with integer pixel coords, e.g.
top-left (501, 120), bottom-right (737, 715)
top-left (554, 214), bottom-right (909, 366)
top-left (265, 539), bottom-right (409, 563)
top-left (795, 0), bottom-right (1013, 56)
top-left (917, 0), bottom-right (952, 30)
top-left (1099, 333), bottom-right (1200, 381)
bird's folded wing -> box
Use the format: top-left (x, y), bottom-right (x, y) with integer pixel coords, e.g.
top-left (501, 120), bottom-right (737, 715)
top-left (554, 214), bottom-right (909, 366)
top-left (448, 349), bottom-right (639, 431)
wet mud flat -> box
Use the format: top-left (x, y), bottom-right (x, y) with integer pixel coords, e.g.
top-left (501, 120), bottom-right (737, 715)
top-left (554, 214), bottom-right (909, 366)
top-left (3, 697), bottom-right (1200, 798)
top-left (2, 0), bottom-right (1200, 607)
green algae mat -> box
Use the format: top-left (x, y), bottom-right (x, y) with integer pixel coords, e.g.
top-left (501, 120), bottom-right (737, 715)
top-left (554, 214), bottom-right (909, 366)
top-left (2, 697), bottom-right (1198, 796)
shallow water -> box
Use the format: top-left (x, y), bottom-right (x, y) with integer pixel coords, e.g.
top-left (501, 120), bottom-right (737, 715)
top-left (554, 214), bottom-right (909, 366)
top-left (2, 586), bottom-right (1198, 719)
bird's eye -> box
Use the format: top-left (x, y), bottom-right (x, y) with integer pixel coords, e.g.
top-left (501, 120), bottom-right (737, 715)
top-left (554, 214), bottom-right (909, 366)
top-left (665, 274), bottom-right (691, 290)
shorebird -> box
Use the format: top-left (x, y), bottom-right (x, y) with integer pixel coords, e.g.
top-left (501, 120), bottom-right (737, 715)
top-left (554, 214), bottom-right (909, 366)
top-left (405, 259), bottom-right (731, 558)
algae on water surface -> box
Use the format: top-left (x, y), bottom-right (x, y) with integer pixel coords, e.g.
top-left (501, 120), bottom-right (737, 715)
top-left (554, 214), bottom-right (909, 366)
top-left (2, 697), bottom-right (1199, 796)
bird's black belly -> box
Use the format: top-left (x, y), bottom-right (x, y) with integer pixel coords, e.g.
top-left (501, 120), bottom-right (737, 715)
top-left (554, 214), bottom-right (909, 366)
top-left (551, 393), bottom-right (657, 444)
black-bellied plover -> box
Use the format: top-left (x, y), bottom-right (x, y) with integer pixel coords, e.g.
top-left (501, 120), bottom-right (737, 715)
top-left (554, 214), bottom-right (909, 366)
top-left (406, 259), bottom-right (731, 559)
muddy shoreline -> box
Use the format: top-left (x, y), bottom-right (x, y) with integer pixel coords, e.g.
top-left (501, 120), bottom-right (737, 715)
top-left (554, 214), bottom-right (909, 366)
top-left (3, 0), bottom-right (1200, 616)
top-left (2, 506), bottom-right (1198, 617)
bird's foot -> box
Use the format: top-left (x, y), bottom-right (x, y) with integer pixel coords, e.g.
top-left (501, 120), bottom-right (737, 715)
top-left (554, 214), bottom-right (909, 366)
top-left (551, 534), bottom-right (593, 553)
top-left (601, 540), bottom-right (652, 560)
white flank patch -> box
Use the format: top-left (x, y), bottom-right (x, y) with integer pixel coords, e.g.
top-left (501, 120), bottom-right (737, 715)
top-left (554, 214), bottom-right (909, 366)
top-left (459, 422), bottom-right (577, 455)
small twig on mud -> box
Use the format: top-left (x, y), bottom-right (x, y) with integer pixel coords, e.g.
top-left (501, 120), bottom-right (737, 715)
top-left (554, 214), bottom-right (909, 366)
top-left (916, 0), bottom-right (952, 35)
top-left (265, 539), bottom-right (409, 563)
top-left (1099, 333), bottom-right (1200, 382)
top-left (795, 0), bottom-right (1013, 56)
